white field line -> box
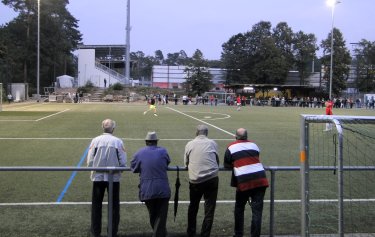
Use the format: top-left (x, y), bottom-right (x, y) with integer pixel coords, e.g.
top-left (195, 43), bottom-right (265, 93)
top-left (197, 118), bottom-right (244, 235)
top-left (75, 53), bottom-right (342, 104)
top-left (0, 108), bottom-right (70, 122)
top-left (5, 103), bottom-right (40, 111)
top-left (182, 111), bottom-right (231, 121)
top-left (1, 199), bottom-right (375, 206)
top-left (35, 109), bottom-right (70, 121)
top-left (0, 120), bottom-right (35, 122)
top-left (167, 107), bottom-right (235, 137)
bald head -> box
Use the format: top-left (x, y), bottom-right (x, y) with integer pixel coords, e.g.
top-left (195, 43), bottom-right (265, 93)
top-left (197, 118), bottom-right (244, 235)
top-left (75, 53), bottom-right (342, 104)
top-left (102, 119), bottom-right (116, 133)
top-left (196, 124), bottom-right (208, 136)
top-left (235, 128), bottom-right (247, 140)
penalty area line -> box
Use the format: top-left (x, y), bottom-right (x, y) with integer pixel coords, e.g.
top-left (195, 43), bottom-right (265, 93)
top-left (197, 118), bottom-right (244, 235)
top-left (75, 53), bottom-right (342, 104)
top-left (166, 107), bottom-right (235, 137)
top-left (35, 109), bottom-right (70, 121)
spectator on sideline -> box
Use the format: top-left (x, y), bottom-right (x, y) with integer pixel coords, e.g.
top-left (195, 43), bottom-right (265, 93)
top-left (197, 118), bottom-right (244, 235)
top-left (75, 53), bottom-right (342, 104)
top-left (224, 128), bottom-right (269, 237)
top-left (131, 131), bottom-right (171, 237)
top-left (184, 124), bottom-right (219, 237)
top-left (87, 119), bottom-right (127, 237)
top-left (78, 90), bottom-right (83, 103)
top-left (7, 93), bottom-right (13, 103)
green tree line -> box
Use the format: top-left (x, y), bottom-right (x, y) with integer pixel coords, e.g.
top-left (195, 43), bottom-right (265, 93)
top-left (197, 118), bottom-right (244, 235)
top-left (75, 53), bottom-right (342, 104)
top-left (1, 1), bottom-right (374, 97)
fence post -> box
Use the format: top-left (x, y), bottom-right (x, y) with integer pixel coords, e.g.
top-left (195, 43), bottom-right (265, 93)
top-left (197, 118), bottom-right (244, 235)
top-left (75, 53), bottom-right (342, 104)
top-left (269, 169), bottom-right (275, 237)
top-left (333, 119), bottom-right (344, 237)
top-left (108, 170), bottom-right (113, 237)
top-left (300, 115), bottom-right (309, 237)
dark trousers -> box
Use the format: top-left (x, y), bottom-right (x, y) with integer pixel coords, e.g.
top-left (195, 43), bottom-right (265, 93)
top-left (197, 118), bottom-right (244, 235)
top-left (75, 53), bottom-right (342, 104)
top-left (234, 187), bottom-right (267, 237)
top-left (91, 181), bottom-right (120, 237)
top-left (187, 176), bottom-right (218, 237)
top-left (145, 198), bottom-right (169, 237)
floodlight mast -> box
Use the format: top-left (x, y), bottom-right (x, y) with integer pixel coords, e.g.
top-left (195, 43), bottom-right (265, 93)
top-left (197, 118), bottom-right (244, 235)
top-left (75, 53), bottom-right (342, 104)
top-left (125, 0), bottom-right (131, 86)
top-left (327, 0), bottom-right (341, 100)
top-left (37, 0), bottom-right (40, 98)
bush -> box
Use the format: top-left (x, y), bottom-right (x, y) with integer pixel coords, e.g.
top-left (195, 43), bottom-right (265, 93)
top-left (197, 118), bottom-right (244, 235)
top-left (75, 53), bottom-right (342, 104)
top-left (76, 81), bottom-right (95, 94)
top-left (111, 83), bottom-right (124, 91)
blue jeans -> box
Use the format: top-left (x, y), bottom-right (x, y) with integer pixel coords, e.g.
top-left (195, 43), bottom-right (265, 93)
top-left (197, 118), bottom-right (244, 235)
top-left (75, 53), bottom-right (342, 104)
top-left (234, 187), bottom-right (267, 237)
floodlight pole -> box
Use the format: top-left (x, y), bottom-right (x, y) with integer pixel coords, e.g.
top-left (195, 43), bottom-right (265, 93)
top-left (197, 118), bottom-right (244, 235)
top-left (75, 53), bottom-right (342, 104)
top-left (37, 0), bottom-right (40, 98)
top-left (328, 0), bottom-right (340, 100)
top-left (125, 0), bottom-right (131, 86)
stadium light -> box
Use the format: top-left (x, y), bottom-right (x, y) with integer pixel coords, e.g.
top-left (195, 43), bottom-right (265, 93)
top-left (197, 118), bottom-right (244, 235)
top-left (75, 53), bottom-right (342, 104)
top-left (37, 0), bottom-right (40, 98)
top-left (326, 0), bottom-right (341, 100)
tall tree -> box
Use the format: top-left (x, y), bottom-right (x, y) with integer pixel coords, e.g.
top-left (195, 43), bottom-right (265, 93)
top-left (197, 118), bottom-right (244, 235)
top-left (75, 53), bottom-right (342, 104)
top-left (320, 28), bottom-right (351, 97)
top-left (273, 22), bottom-right (294, 70)
top-left (221, 33), bottom-right (248, 84)
top-left (154, 50), bottom-right (164, 65)
top-left (130, 51), bottom-right (154, 81)
top-left (0, 0), bottom-right (81, 91)
top-left (184, 49), bottom-right (212, 96)
top-left (292, 31), bottom-right (318, 85)
top-left (353, 39), bottom-right (375, 92)
top-left (221, 21), bottom-right (290, 85)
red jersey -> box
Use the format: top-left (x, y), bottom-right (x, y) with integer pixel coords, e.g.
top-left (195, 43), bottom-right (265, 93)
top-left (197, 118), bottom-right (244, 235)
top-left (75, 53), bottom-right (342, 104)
top-left (325, 100), bottom-right (333, 115)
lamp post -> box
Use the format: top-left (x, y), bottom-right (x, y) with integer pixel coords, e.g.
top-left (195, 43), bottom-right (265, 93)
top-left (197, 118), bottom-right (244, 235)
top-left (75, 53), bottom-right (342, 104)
top-left (37, 0), bottom-right (40, 98)
top-left (327, 0), bottom-right (340, 100)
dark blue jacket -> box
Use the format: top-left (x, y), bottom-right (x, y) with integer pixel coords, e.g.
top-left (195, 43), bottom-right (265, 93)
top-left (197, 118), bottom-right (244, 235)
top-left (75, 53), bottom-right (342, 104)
top-left (131, 145), bottom-right (171, 201)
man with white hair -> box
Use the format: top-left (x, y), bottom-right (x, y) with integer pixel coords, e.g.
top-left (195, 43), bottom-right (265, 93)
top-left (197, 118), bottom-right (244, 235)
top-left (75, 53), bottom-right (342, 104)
top-left (87, 119), bottom-right (127, 237)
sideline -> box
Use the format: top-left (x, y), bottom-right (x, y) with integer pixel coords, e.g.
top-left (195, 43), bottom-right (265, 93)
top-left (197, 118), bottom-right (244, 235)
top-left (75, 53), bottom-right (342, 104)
top-left (56, 146), bottom-right (89, 203)
top-left (166, 107), bottom-right (235, 137)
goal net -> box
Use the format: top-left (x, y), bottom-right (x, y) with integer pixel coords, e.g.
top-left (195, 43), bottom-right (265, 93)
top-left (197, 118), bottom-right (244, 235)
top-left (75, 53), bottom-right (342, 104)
top-left (300, 115), bottom-right (375, 236)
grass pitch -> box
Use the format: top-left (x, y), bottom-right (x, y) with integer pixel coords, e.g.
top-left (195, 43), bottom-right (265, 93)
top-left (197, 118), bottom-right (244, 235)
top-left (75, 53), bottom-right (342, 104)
top-left (0, 101), bottom-right (374, 236)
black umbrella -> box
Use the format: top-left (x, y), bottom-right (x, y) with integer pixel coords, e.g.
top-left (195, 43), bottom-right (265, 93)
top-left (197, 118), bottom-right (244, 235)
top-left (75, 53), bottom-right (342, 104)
top-left (174, 166), bottom-right (181, 222)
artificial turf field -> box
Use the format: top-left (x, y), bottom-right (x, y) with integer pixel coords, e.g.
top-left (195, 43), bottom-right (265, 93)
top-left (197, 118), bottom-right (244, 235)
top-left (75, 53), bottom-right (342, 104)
top-left (0, 101), bottom-right (374, 236)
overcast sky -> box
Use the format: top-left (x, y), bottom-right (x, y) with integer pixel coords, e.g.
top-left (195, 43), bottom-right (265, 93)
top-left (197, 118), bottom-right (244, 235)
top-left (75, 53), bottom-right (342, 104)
top-left (1, 0), bottom-right (374, 60)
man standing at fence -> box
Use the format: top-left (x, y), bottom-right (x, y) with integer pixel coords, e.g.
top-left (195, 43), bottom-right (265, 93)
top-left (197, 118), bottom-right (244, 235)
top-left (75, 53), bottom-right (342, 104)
top-left (87, 119), bottom-right (127, 237)
top-left (224, 128), bottom-right (269, 237)
top-left (131, 131), bottom-right (171, 237)
top-left (184, 124), bottom-right (219, 237)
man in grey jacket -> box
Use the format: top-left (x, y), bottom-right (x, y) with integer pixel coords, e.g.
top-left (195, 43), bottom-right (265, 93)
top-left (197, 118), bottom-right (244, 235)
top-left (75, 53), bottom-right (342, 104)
top-left (87, 119), bottom-right (127, 237)
top-left (184, 124), bottom-right (219, 237)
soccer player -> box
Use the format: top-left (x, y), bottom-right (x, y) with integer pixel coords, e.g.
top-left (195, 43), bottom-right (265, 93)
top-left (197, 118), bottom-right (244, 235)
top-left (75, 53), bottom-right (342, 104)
top-left (236, 95), bottom-right (242, 111)
top-left (144, 96), bottom-right (158, 116)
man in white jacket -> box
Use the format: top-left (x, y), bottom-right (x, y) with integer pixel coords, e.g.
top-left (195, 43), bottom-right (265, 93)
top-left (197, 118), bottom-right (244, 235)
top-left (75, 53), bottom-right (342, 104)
top-left (87, 119), bottom-right (127, 237)
top-left (184, 124), bottom-right (219, 237)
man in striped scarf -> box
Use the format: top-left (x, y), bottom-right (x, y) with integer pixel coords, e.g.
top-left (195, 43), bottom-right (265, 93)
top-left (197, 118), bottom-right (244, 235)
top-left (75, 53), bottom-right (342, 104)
top-left (224, 128), bottom-right (269, 237)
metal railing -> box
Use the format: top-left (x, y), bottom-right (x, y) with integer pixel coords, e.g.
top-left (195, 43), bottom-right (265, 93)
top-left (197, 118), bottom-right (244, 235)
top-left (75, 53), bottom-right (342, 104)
top-left (1, 165), bottom-right (374, 237)
top-left (300, 115), bottom-right (375, 237)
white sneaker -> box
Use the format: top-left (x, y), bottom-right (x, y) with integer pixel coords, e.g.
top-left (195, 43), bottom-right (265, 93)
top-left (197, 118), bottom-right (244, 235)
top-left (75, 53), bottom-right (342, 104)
top-left (143, 111), bottom-right (147, 115)
top-left (153, 114), bottom-right (158, 116)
